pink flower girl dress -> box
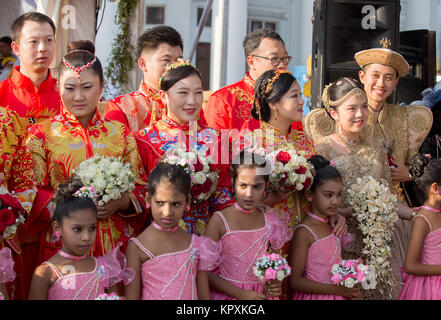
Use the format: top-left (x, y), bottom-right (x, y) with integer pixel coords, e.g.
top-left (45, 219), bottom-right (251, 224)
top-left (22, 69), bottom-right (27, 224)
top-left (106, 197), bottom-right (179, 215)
top-left (130, 234), bottom-right (221, 300)
top-left (210, 205), bottom-right (293, 300)
top-left (291, 222), bottom-right (346, 300)
top-left (398, 215), bottom-right (441, 300)
top-left (44, 243), bottom-right (134, 300)
top-left (0, 247), bottom-right (16, 300)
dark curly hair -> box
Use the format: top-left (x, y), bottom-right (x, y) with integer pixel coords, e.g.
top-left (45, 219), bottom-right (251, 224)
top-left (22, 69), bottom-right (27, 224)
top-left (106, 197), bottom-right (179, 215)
top-left (307, 155), bottom-right (342, 191)
top-left (409, 154), bottom-right (441, 198)
top-left (52, 177), bottom-right (97, 224)
top-left (230, 150), bottom-right (270, 190)
top-left (251, 69), bottom-right (296, 122)
top-left (149, 162), bottom-right (192, 200)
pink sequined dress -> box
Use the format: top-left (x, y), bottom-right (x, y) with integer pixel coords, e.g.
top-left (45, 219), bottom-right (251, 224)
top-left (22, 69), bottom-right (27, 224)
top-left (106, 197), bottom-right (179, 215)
top-left (44, 244), bottom-right (134, 300)
top-left (291, 224), bottom-right (346, 300)
top-left (130, 234), bottom-right (221, 300)
top-left (398, 215), bottom-right (441, 300)
top-left (210, 206), bottom-right (293, 300)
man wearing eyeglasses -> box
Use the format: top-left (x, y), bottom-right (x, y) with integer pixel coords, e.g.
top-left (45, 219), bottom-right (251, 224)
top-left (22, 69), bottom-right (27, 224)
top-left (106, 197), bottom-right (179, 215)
top-left (202, 28), bottom-right (302, 132)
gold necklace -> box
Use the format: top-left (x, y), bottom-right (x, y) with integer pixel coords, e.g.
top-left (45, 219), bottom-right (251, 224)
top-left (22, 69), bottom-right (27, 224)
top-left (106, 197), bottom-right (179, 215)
top-left (335, 123), bottom-right (362, 153)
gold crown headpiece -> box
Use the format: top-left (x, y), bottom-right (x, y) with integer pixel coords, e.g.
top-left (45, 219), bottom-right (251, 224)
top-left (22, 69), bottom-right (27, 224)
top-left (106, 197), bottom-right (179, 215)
top-left (265, 69), bottom-right (290, 94)
top-left (159, 58), bottom-right (195, 87)
top-left (321, 78), bottom-right (366, 112)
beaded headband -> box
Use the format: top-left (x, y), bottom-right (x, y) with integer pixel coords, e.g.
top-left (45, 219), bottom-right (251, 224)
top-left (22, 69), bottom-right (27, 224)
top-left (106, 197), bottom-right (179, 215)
top-left (265, 69), bottom-right (290, 93)
top-left (321, 78), bottom-right (366, 112)
top-left (73, 186), bottom-right (98, 201)
top-left (159, 58), bottom-right (195, 88)
top-left (63, 55), bottom-right (97, 81)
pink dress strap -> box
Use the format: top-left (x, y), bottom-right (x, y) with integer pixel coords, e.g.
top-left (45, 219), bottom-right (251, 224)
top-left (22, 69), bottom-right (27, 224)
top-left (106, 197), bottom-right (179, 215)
top-left (130, 237), bottom-right (155, 259)
top-left (294, 224), bottom-right (320, 242)
top-left (43, 261), bottom-right (64, 279)
top-left (213, 211), bottom-right (231, 233)
top-left (413, 214), bottom-right (433, 232)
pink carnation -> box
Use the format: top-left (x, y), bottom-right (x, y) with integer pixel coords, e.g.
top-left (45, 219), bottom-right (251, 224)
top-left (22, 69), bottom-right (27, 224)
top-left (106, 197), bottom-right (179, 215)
top-left (269, 253), bottom-right (279, 261)
top-left (344, 260), bottom-right (356, 268)
top-left (264, 267), bottom-right (276, 280)
top-left (331, 273), bottom-right (340, 284)
top-left (356, 270), bottom-right (366, 282)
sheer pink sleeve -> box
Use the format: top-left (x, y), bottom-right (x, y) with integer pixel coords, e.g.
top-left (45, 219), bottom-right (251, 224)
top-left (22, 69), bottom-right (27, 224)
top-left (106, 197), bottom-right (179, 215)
top-left (97, 243), bottom-right (135, 287)
top-left (195, 235), bottom-right (222, 271)
top-left (0, 247), bottom-right (16, 283)
top-left (265, 208), bottom-right (293, 250)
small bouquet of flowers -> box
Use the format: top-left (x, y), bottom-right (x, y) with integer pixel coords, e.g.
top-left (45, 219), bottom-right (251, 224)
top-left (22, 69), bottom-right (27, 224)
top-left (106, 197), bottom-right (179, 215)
top-left (0, 186), bottom-right (26, 239)
top-left (253, 252), bottom-right (291, 293)
top-left (73, 155), bottom-right (135, 206)
top-left (265, 147), bottom-right (314, 193)
top-left (347, 175), bottom-right (398, 298)
top-left (95, 293), bottom-right (124, 300)
top-left (331, 258), bottom-right (376, 289)
top-left (162, 147), bottom-right (218, 204)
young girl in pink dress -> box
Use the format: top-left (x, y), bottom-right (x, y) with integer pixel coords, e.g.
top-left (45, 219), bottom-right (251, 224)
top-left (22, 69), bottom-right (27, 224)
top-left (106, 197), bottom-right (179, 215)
top-left (28, 179), bottom-right (134, 300)
top-left (124, 162), bottom-right (221, 300)
top-left (0, 246), bottom-right (15, 300)
top-left (205, 150), bottom-right (293, 300)
top-left (290, 155), bottom-right (362, 300)
top-left (399, 154), bottom-right (441, 300)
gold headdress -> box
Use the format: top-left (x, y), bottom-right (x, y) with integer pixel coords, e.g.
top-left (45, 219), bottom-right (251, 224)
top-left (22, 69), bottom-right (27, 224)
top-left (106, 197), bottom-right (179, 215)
top-left (158, 58), bottom-right (194, 88)
top-left (321, 78), bottom-right (366, 111)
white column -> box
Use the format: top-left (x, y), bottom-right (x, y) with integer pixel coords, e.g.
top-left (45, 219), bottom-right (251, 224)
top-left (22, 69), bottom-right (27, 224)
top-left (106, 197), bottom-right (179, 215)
top-left (210, 0), bottom-right (227, 91)
top-left (226, 0), bottom-right (248, 85)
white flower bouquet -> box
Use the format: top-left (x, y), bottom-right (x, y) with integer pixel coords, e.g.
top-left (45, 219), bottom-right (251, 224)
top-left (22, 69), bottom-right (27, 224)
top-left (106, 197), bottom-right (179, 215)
top-left (347, 176), bottom-right (398, 298)
top-left (161, 147), bottom-right (218, 204)
top-left (265, 147), bottom-right (314, 193)
top-left (73, 155), bottom-right (135, 206)
top-left (331, 258), bottom-right (376, 289)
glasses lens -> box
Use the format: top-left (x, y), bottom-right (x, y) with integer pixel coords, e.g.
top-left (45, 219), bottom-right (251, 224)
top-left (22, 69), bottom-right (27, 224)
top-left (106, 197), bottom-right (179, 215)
top-left (271, 58), bottom-right (282, 66)
top-left (283, 56), bottom-right (292, 65)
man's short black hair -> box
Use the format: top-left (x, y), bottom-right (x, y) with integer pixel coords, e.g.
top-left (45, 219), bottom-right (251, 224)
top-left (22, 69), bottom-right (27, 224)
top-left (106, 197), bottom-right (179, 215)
top-left (136, 25), bottom-right (183, 57)
top-left (242, 28), bottom-right (285, 57)
top-left (10, 12), bottom-right (56, 42)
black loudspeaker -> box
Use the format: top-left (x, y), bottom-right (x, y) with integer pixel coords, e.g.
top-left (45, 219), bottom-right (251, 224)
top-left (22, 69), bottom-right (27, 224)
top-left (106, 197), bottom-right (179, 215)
top-left (310, 0), bottom-right (400, 109)
top-left (396, 30), bottom-right (437, 104)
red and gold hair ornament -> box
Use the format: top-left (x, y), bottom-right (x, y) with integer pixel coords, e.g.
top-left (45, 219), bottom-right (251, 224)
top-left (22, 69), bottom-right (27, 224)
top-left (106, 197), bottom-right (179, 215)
top-left (265, 69), bottom-right (290, 94)
top-left (159, 58), bottom-right (194, 87)
top-left (63, 56), bottom-right (97, 80)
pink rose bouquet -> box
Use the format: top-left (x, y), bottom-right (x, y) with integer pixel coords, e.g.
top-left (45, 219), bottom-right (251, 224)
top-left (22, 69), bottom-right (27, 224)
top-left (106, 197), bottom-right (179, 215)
top-left (331, 258), bottom-right (376, 289)
top-left (253, 253), bottom-right (291, 285)
top-left (95, 292), bottom-right (124, 300)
